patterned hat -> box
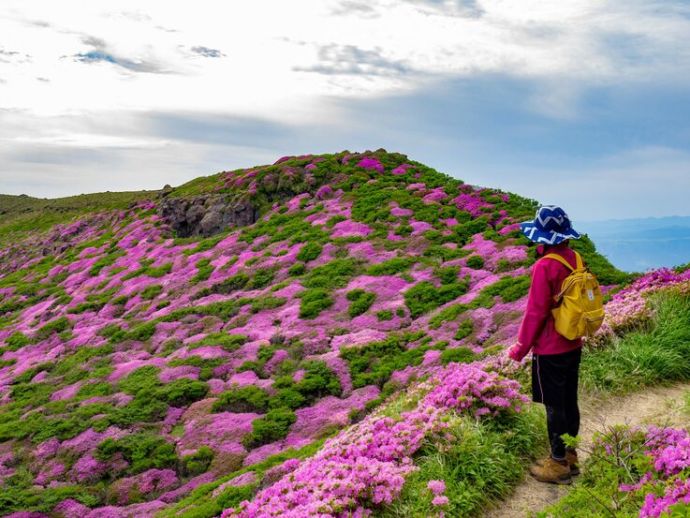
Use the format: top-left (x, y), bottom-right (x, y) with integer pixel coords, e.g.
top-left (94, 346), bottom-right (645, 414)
top-left (520, 205), bottom-right (581, 245)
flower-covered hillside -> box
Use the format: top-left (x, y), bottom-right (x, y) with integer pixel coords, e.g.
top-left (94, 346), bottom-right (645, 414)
top-left (0, 150), bottom-right (626, 517)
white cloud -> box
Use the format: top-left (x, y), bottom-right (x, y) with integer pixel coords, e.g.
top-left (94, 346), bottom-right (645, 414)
top-left (0, 0), bottom-right (688, 210)
top-left (2, 0), bottom-right (689, 119)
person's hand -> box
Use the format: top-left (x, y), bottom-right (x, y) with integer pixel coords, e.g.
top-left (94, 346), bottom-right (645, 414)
top-left (507, 343), bottom-right (523, 362)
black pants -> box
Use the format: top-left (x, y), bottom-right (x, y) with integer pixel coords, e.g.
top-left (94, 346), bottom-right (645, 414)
top-left (531, 348), bottom-right (581, 459)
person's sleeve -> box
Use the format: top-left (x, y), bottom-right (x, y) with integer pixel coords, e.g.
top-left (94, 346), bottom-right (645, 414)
top-left (514, 261), bottom-right (552, 360)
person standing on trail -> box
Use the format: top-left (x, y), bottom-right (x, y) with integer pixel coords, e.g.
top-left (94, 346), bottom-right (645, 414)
top-left (507, 205), bottom-right (585, 485)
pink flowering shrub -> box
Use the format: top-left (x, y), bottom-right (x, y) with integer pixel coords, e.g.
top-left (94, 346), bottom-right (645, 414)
top-left (356, 157), bottom-right (384, 173)
top-left (588, 270), bottom-right (690, 345)
top-left (221, 361), bottom-right (526, 517)
top-left (550, 425), bottom-right (690, 517)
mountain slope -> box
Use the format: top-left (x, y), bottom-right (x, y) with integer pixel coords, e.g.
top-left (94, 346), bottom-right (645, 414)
top-left (0, 150), bottom-right (628, 517)
top-left (0, 191), bottom-right (154, 246)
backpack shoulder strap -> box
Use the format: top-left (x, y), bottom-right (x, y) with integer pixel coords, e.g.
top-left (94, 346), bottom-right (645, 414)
top-left (573, 250), bottom-right (584, 270)
top-left (542, 253), bottom-right (575, 272)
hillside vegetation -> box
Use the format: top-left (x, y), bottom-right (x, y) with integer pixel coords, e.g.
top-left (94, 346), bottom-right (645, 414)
top-left (0, 191), bottom-right (154, 245)
top-left (0, 150), bottom-right (657, 517)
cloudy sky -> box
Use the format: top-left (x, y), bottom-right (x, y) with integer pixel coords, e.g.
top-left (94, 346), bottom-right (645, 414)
top-left (1, 0), bottom-right (689, 221)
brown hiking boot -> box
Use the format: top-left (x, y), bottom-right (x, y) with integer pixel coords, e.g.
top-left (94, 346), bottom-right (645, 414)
top-left (536, 450), bottom-right (580, 476)
top-left (529, 457), bottom-right (572, 485)
top-left (566, 450), bottom-right (579, 476)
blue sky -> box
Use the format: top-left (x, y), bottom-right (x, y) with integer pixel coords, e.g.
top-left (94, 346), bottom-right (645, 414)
top-left (1, 0), bottom-right (689, 221)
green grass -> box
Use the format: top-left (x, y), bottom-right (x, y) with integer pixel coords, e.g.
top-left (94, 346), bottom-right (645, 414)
top-left (580, 289), bottom-right (690, 395)
top-left (377, 406), bottom-right (546, 518)
top-left (0, 191), bottom-right (153, 244)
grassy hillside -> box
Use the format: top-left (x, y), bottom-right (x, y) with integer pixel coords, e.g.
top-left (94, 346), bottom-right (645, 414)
top-left (0, 191), bottom-right (154, 245)
top-left (0, 150), bottom-right (639, 517)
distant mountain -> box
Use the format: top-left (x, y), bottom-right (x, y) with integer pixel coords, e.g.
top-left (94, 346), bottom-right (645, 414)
top-left (579, 216), bottom-right (690, 272)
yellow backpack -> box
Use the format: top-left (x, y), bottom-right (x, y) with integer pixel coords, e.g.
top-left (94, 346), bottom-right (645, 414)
top-left (542, 251), bottom-right (605, 340)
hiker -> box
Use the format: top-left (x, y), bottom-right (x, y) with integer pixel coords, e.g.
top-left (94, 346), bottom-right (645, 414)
top-left (507, 205), bottom-right (586, 485)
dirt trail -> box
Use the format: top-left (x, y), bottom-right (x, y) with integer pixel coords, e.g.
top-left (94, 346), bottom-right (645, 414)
top-left (484, 382), bottom-right (690, 518)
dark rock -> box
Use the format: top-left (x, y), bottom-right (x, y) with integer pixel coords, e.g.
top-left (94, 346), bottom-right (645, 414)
top-left (160, 184), bottom-right (174, 198)
top-left (269, 334), bottom-right (286, 346)
top-left (159, 194), bottom-right (259, 237)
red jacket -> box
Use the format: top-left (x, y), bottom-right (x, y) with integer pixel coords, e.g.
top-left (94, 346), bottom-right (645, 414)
top-left (511, 242), bottom-right (583, 361)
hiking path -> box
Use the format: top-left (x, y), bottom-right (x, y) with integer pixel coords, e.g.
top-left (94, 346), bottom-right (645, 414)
top-left (484, 382), bottom-right (690, 518)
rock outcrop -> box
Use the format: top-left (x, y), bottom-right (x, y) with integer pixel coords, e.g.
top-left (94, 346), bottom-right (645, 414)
top-left (159, 194), bottom-right (259, 237)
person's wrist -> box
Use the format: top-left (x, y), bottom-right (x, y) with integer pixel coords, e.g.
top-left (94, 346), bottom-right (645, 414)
top-left (508, 342), bottom-right (524, 361)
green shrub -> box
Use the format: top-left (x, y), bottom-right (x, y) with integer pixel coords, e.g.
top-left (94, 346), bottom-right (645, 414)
top-left (296, 242), bottom-right (323, 262)
top-left (292, 360), bottom-right (341, 401)
top-left (376, 310), bottom-right (393, 321)
top-left (76, 381), bottom-right (113, 399)
top-left (184, 235), bottom-right (226, 255)
top-left (429, 304), bottom-right (468, 329)
top-left (249, 268), bottom-right (275, 289)
top-left (119, 366), bottom-right (162, 396)
top-left (190, 333), bottom-right (247, 353)
top-left (35, 316), bottom-right (71, 340)
top-left (423, 245), bottom-right (469, 261)
top-left (346, 289), bottom-right (376, 317)
top-left (478, 275), bottom-right (531, 305)
top-left (211, 272), bottom-right (250, 294)
top-left (435, 266), bottom-right (460, 284)
top-left (213, 386), bottom-right (270, 413)
top-left (127, 321), bottom-right (157, 342)
top-left (168, 356), bottom-right (225, 381)
top-left (454, 319), bottom-right (474, 340)
top-left (157, 378), bottom-right (209, 406)
top-left (99, 323), bottom-right (126, 342)
top-left (243, 408), bottom-right (297, 449)
top-left (181, 446), bottom-right (215, 477)
top-left (251, 296), bottom-right (287, 313)
top-left (0, 485), bottom-right (100, 515)
top-left (440, 347), bottom-right (475, 365)
top-left (268, 388), bottom-right (306, 410)
top-left (341, 332), bottom-right (433, 388)
top-left (89, 249), bottom-right (125, 276)
top-left (454, 217), bottom-right (492, 245)
top-left (146, 262), bottom-right (173, 278)
top-left (96, 433), bottom-right (177, 474)
top-left (108, 397), bottom-right (168, 427)
top-left (141, 284), bottom-right (163, 300)
top-left (299, 288), bottom-right (333, 319)
top-left (367, 257), bottom-right (415, 276)
top-left (288, 262), bottom-right (306, 276)
top-left (465, 255), bottom-right (485, 269)
top-left (4, 331), bottom-right (30, 351)
top-left (192, 258), bottom-right (214, 283)
top-left (404, 280), bottom-right (469, 318)
top-left (302, 259), bottom-right (358, 290)
top-left (326, 215), bottom-right (347, 227)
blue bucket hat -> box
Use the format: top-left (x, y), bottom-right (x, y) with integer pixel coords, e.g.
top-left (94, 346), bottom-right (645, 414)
top-left (520, 205), bottom-right (581, 245)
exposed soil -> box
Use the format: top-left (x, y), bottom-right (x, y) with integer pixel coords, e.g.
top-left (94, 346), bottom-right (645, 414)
top-left (484, 383), bottom-right (690, 518)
